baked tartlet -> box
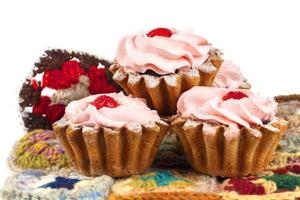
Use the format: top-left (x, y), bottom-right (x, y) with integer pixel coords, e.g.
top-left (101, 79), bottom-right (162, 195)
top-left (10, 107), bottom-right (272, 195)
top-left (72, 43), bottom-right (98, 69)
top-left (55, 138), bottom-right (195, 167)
top-left (110, 28), bottom-right (223, 116)
top-left (53, 92), bottom-right (169, 177)
top-left (172, 87), bottom-right (287, 177)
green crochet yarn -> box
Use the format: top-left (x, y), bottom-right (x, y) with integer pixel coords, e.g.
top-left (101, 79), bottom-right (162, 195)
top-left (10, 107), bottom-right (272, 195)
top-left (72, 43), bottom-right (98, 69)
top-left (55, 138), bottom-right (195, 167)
top-left (263, 174), bottom-right (300, 191)
top-left (14, 129), bottom-right (71, 170)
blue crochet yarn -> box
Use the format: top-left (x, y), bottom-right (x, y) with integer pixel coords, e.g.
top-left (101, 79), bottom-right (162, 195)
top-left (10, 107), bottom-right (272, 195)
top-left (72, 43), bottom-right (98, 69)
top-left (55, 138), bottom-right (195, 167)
top-left (39, 177), bottom-right (81, 190)
top-left (140, 171), bottom-right (186, 186)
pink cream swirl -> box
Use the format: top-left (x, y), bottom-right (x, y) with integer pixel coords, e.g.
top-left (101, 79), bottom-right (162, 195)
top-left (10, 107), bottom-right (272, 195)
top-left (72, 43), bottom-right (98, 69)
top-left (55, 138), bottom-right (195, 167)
top-left (115, 28), bottom-right (212, 75)
top-left (64, 92), bottom-right (161, 129)
top-left (177, 87), bottom-right (278, 138)
top-left (212, 61), bottom-right (244, 88)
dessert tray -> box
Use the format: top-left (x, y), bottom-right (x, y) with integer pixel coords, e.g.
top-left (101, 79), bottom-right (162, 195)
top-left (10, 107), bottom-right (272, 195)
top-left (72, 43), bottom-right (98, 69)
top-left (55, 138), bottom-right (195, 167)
top-left (1, 28), bottom-right (299, 200)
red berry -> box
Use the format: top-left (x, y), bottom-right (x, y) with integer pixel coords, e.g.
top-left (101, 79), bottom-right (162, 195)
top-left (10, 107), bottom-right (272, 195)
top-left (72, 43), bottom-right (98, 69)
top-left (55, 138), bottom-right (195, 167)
top-left (90, 95), bottom-right (119, 110)
top-left (147, 27), bottom-right (173, 38)
top-left (222, 91), bottom-right (248, 101)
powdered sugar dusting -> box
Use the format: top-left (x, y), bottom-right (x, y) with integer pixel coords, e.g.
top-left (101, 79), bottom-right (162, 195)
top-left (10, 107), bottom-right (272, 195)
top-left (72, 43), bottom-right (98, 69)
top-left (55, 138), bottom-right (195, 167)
top-left (82, 126), bottom-right (96, 133)
top-left (184, 119), bottom-right (200, 129)
top-left (181, 68), bottom-right (199, 78)
top-left (143, 75), bottom-right (160, 88)
top-left (128, 74), bottom-right (142, 84)
top-left (113, 68), bottom-right (127, 81)
top-left (126, 123), bottom-right (143, 133)
top-left (196, 63), bottom-right (216, 73)
top-left (164, 75), bottom-right (178, 86)
top-left (202, 123), bottom-right (218, 136)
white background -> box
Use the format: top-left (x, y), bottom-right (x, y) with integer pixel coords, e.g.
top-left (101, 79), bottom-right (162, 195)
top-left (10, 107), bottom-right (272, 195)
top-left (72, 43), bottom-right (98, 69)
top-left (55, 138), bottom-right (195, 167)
top-left (0, 0), bottom-right (299, 186)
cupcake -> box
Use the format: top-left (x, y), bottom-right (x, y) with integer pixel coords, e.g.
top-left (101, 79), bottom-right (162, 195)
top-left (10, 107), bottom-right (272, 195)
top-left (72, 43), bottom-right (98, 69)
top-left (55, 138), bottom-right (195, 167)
top-left (19, 49), bottom-right (119, 131)
top-left (53, 92), bottom-right (169, 177)
top-left (171, 87), bottom-right (287, 177)
top-left (212, 60), bottom-right (251, 89)
top-left (110, 28), bottom-right (223, 116)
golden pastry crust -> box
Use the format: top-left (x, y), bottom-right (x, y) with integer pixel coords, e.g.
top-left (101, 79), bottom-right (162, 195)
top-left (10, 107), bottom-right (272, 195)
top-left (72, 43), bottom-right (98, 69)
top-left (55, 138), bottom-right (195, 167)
top-left (171, 118), bottom-right (287, 177)
top-left (53, 121), bottom-right (169, 177)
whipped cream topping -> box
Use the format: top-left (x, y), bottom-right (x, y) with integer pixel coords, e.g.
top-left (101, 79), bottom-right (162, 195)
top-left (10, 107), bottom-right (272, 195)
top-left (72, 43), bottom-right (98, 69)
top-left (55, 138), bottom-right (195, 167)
top-left (64, 92), bottom-right (161, 129)
top-left (177, 87), bottom-right (278, 138)
top-left (115, 28), bottom-right (212, 75)
top-left (212, 61), bottom-right (244, 88)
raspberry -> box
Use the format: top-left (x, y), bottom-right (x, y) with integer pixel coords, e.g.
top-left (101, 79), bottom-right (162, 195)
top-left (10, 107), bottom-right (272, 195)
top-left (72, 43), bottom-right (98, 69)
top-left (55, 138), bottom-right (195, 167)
top-left (90, 95), bottom-right (119, 110)
top-left (222, 91), bottom-right (248, 101)
top-left (147, 27), bottom-right (173, 38)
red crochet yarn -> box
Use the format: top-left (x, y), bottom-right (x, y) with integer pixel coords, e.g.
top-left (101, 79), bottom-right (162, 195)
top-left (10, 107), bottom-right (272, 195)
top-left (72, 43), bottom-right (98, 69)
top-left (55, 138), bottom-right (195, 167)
top-left (87, 66), bottom-right (117, 94)
top-left (42, 60), bottom-right (84, 90)
top-left (46, 104), bottom-right (65, 123)
top-left (31, 79), bottom-right (39, 91)
top-left (32, 96), bottom-right (51, 114)
top-left (287, 165), bottom-right (300, 174)
top-left (32, 96), bottom-right (65, 123)
top-left (224, 178), bottom-right (266, 195)
top-left (61, 60), bottom-right (85, 84)
top-left (42, 69), bottom-right (72, 90)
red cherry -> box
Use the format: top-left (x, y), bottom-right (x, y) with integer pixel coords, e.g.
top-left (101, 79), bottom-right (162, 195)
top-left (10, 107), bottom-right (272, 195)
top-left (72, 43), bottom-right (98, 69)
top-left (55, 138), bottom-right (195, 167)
top-left (147, 27), bottom-right (173, 38)
top-left (90, 95), bottom-right (119, 110)
top-left (222, 91), bottom-right (248, 101)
